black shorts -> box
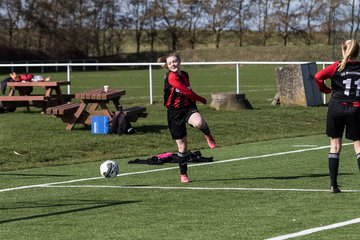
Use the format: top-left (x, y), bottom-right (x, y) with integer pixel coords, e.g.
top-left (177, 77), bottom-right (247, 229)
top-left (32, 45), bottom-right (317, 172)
top-left (326, 101), bottom-right (360, 140)
top-left (167, 106), bottom-right (199, 139)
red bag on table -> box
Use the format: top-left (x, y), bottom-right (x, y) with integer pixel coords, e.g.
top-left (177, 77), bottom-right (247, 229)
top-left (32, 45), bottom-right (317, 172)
top-left (19, 74), bottom-right (34, 82)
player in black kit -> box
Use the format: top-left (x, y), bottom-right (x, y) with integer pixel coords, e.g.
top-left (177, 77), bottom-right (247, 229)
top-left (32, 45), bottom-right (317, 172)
top-left (315, 39), bottom-right (360, 193)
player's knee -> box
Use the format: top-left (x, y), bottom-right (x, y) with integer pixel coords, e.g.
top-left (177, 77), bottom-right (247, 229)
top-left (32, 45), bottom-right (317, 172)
top-left (192, 121), bottom-right (204, 129)
top-left (330, 145), bottom-right (342, 153)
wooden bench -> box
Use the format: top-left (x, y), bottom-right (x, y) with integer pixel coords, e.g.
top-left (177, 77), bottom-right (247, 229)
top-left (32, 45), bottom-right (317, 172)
top-left (122, 106), bottom-right (148, 122)
top-left (0, 95), bottom-right (46, 111)
top-left (0, 94), bottom-right (74, 112)
top-left (0, 95), bottom-right (45, 101)
top-left (46, 102), bottom-right (80, 115)
top-left (46, 102), bottom-right (81, 123)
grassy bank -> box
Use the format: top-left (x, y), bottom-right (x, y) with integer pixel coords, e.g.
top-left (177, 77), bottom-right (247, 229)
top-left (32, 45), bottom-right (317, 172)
top-left (179, 45), bottom-right (339, 62)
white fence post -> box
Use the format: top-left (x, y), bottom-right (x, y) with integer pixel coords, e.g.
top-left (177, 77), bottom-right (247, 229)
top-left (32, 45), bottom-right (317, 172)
top-left (236, 63), bottom-right (240, 94)
top-left (67, 65), bottom-right (71, 94)
top-left (149, 64), bottom-right (153, 104)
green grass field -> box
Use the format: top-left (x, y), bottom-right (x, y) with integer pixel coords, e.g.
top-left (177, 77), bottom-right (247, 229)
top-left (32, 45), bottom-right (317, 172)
top-left (1, 135), bottom-right (360, 239)
top-left (2, 65), bottom-right (359, 239)
top-left (0, 65), bottom-right (327, 170)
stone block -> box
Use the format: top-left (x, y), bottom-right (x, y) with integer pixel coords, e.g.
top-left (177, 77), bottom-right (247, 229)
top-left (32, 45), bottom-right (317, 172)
top-left (210, 92), bottom-right (253, 110)
top-left (274, 63), bottom-right (322, 106)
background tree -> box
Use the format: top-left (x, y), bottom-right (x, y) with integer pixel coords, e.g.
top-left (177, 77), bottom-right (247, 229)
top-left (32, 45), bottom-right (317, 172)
top-left (345, 0), bottom-right (360, 40)
top-left (273, 0), bottom-right (292, 46)
top-left (144, 0), bottom-right (159, 53)
top-left (324, 0), bottom-right (343, 45)
top-left (298, 0), bottom-right (326, 45)
top-left (0, 0), bottom-right (22, 48)
top-left (349, 0), bottom-right (356, 39)
top-left (203, 0), bottom-right (236, 48)
top-left (182, 0), bottom-right (204, 49)
top-left (101, 0), bottom-right (122, 56)
top-left (232, 0), bottom-right (255, 47)
top-left (256, 0), bottom-right (273, 46)
top-left (62, 0), bottom-right (92, 57)
top-left (129, 0), bottom-right (149, 53)
top-left (158, 0), bottom-right (187, 50)
top-left (354, 0), bottom-right (360, 39)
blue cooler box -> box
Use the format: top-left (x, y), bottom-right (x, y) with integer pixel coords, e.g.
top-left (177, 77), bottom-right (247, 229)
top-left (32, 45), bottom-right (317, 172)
top-left (91, 116), bottom-right (109, 134)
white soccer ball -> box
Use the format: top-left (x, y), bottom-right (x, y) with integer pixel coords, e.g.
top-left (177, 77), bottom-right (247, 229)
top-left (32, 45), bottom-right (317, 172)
top-left (100, 160), bottom-right (119, 178)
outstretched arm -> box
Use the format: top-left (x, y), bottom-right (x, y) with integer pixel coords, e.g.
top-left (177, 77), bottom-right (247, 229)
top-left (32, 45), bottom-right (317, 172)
top-left (168, 74), bottom-right (207, 104)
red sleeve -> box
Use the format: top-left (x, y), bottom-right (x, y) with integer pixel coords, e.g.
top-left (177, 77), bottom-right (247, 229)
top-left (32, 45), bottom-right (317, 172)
top-left (314, 62), bottom-right (338, 94)
top-left (168, 73), bottom-right (206, 104)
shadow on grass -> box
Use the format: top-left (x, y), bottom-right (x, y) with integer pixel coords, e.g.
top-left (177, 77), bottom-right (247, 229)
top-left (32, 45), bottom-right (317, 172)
top-left (0, 173), bottom-right (75, 178)
top-left (0, 199), bottom-right (140, 224)
top-left (73, 124), bottom-right (168, 134)
top-left (134, 124), bottom-right (167, 133)
top-left (197, 173), bottom-right (354, 182)
top-left (9, 109), bottom-right (43, 114)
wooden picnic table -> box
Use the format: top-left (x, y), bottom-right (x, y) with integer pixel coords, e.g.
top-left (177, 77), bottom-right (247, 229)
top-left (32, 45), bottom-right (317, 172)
top-left (65, 88), bottom-right (125, 130)
top-left (46, 88), bottom-right (148, 131)
top-left (0, 80), bottom-right (71, 111)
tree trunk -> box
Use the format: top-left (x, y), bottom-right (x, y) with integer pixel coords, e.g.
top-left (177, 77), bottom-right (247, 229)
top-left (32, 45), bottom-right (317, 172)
top-left (263, 0), bottom-right (269, 46)
top-left (283, 0), bottom-right (291, 46)
top-left (215, 31), bottom-right (221, 48)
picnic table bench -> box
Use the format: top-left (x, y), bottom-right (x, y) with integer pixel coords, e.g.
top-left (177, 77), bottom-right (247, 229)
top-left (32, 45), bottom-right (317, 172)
top-left (46, 88), bottom-right (148, 130)
top-left (0, 81), bottom-right (71, 111)
top-left (122, 106), bottom-right (148, 122)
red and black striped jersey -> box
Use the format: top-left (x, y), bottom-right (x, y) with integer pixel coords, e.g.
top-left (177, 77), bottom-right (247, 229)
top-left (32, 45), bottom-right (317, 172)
top-left (164, 70), bottom-right (206, 108)
top-left (315, 60), bottom-right (360, 102)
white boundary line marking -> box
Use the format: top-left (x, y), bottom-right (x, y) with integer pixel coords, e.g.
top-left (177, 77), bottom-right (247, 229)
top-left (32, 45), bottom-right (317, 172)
top-left (292, 145), bottom-right (318, 148)
top-left (265, 218), bottom-right (360, 240)
top-left (40, 185), bottom-right (360, 193)
top-left (0, 143), bottom-right (352, 193)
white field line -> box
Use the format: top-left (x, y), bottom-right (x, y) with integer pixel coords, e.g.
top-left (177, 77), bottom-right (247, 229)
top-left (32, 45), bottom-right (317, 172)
top-left (292, 145), bottom-right (318, 148)
top-left (265, 218), bottom-right (360, 240)
top-left (0, 143), bottom-right (352, 193)
top-left (41, 185), bottom-right (360, 193)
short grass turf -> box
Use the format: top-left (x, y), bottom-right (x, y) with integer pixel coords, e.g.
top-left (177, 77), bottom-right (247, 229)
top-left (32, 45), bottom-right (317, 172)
top-left (1, 135), bottom-right (360, 240)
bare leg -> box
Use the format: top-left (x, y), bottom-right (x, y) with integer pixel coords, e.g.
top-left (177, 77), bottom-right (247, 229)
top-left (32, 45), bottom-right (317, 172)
top-left (353, 140), bottom-right (360, 154)
top-left (188, 112), bottom-right (216, 149)
top-left (187, 112), bottom-right (205, 129)
top-left (175, 137), bottom-right (187, 153)
top-left (353, 140), bottom-right (360, 171)
top-left (330, 137), bottom-right (342, 154)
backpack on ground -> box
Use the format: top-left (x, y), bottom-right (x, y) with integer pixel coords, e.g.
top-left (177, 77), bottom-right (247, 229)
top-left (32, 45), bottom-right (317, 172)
top-left (110, 111), bottom-right (135, 134)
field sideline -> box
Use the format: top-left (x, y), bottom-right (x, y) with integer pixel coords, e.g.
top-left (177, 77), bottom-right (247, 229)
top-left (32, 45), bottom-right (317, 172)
top-left (1, 135), bottom-right (360, 239)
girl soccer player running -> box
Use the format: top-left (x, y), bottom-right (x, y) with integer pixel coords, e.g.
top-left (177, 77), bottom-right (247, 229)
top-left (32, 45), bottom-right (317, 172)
top-left (315, 39), bottom-right (360, 193)
top-left (158, 53), bottom-right (216, 183)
